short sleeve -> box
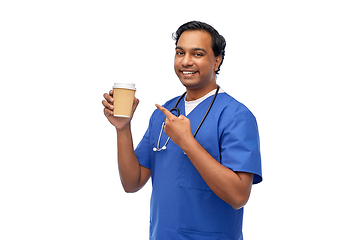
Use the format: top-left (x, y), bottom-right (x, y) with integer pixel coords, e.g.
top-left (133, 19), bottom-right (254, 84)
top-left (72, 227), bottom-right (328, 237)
top-left (220, 107), bottom-right (262, 184)
top-left (134, 120), bottom-right (152, 170)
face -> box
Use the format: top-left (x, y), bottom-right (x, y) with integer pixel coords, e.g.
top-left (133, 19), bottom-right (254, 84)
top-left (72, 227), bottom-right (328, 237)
top-left (174, 30), bottom-right (222, 92)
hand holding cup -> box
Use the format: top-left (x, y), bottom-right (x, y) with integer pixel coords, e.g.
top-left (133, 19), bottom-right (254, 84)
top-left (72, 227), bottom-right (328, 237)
top-left (103, 83), bottom-right (138, 130)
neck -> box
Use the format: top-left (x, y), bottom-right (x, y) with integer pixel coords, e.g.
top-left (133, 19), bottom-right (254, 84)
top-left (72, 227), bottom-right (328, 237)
top-left (185, 83), bottom-right (218, 101)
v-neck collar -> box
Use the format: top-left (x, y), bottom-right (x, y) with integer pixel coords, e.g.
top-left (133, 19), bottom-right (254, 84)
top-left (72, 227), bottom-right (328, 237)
top-left (184, 87), bottom-right (224, 116)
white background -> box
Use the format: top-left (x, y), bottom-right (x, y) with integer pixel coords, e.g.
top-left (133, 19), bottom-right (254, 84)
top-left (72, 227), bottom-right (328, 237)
top-left (1, 0), bottom-right (359, 239)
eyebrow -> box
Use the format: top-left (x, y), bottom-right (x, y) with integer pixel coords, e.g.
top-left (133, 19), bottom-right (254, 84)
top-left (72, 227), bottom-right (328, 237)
top-left (175, 46), bottom-right (207, 54)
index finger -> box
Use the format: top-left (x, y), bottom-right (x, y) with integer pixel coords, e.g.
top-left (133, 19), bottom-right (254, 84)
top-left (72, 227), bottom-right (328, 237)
top-left (103, 92), bottom-right (114, 103)
top-left (155, 104), bottom-right (176, 120)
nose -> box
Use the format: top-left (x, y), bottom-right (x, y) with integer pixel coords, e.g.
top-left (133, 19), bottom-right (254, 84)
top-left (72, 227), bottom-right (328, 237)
top-left (181, 54), bottom-right (194, 67)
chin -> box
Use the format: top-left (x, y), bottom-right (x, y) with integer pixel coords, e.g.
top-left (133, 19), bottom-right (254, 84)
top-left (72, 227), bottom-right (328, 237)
top-left (179, 79), bottom-right (199, 89)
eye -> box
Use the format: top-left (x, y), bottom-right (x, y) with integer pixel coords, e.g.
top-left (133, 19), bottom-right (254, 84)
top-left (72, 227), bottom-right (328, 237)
top-left (194, 52), bottom-right (204, 57)
top-left (176, 51), bottom-right (184, 56)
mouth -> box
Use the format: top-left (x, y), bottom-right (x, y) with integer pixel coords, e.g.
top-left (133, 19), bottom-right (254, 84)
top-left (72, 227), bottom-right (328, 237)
top-left (180, 70), bottom-right (198, 76)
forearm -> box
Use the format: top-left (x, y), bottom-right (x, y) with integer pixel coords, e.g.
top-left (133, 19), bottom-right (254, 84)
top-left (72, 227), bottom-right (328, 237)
top-left (116, 124), bottom-right (144, 193)
top-left (181, 137), bottom-right (253, 209)
top-left (155, 105), bottom-right (253, 209)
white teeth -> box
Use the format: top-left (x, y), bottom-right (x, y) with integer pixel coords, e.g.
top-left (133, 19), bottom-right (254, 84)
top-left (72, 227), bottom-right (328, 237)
top-left (183, 71), bottom-right (196, 74)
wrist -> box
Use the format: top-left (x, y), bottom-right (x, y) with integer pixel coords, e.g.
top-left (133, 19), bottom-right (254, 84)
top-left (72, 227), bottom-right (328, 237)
top-left (116, 123), bottom-right (131, 134)
top-left (179, 134), bottom-right (198, 154)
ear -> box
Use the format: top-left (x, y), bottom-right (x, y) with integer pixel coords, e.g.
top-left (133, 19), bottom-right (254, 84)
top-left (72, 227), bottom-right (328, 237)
top-left (214, 55), bottom-right (222, 71)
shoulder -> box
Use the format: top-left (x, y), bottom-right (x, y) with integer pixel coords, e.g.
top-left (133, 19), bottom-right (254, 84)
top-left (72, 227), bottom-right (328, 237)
top-left (163, 95), bottom-right (181, 107)
top-left (216, 93), bottom-right (257, 123)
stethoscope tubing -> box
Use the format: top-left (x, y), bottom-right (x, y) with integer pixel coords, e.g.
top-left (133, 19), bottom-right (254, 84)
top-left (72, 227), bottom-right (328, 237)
top-left (153, 86), bottom-right (220, 152)
top-left (193, 86), bottom-right (220, 139)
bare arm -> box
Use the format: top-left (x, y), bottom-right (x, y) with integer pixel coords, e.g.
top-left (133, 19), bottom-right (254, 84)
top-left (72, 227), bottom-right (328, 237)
top-left (103, 91), bottom-right (150, 193)
top-left (156, 104), bottom-right (253, 209)
top-left (115, 125), bottom-right (150, 192)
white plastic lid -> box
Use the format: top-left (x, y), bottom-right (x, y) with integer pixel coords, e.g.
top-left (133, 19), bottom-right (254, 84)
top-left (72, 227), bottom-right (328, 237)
top-left (113, 83), bottom-right (136, 90)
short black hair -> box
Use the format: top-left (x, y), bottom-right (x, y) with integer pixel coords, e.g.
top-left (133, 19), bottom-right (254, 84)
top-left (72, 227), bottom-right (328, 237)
top-left (172, 21), bottom-right (226, 75)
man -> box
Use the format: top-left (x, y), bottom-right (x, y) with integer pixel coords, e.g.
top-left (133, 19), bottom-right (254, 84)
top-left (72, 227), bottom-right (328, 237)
top-left (103, 21), bottom-right (262, 240)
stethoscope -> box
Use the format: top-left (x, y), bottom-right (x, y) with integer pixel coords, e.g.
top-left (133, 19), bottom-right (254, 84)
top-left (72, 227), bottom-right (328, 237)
top-left (153, 86), bottom-right (220, 152)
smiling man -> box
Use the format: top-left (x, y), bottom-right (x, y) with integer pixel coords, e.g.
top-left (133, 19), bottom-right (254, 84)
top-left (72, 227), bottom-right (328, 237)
top-left (174, 30), bottom-right (221, 99)
top-left (103, 21), bottom-right (262, 240)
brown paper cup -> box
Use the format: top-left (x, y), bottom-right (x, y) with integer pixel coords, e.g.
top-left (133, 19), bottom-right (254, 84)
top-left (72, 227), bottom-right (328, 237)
top-left (113, 83), bottom-right (136, 118)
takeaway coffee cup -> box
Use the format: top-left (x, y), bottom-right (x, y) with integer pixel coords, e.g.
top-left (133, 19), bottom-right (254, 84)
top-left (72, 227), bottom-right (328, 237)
top-left (112, 83), bottom-right (136, 117)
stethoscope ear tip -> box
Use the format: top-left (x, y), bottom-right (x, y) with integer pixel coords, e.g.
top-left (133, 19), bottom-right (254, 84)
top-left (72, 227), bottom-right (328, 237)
top-left (152, 146), bottom-right (167, 152)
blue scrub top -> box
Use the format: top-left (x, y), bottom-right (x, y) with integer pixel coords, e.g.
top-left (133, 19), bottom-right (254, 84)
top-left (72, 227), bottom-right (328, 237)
top-left (135, 92), bottom-right (262, 240)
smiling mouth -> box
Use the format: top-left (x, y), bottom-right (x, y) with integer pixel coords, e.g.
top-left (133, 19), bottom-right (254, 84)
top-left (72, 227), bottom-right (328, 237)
top-left (181, 71), bottom-right (198, 75)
